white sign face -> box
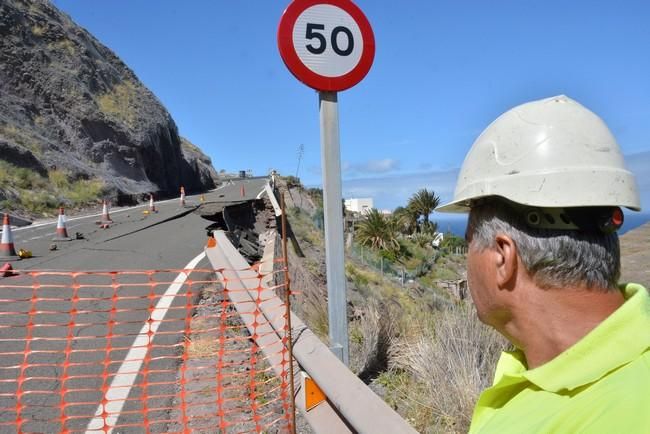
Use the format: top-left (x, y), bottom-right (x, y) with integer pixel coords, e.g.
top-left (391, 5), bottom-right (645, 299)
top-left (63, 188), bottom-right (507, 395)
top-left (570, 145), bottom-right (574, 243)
top-left (292, 4), bottom-right (364, 78)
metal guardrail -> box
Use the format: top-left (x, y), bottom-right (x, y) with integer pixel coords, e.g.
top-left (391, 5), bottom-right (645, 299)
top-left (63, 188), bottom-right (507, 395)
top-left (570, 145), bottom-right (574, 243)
top-left (261, 182), bottom-right (283, 217)
top-left (205, 229), bottom-right (418, 434)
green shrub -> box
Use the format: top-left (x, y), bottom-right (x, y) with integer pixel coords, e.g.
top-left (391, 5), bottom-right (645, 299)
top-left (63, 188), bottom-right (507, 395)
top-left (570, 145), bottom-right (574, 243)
top-left (68, 178), bottom-right (105, 204)
top-left (441, 232), bottom-right (467, 250)
top-left (433, 266), bottom-right (460, 281)
top-left (411, 232), bottom-right (434, 248)
top-left (346, 263), bottom-right (370, 288)
top-left (306, 188), bottom-right (323, 207)
top-left (0, 161), bottom-right (105, 215)
top-left (0, 124), bottom-right (41, 154)
top-left (49, 170), bottom-right (69, 189)
top-left (284, 175), bottom-right (302, 188)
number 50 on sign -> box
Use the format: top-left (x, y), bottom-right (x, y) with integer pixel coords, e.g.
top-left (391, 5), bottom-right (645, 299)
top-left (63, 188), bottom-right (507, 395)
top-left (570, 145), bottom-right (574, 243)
top-left (278, 0), bottom-right (375, 92)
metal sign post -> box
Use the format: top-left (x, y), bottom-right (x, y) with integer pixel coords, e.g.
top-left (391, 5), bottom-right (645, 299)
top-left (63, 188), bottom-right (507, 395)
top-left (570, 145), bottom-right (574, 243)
top-left (278, 0), bottom-right (375, 365)
top-left (318, 90), bottom-right (348, 363)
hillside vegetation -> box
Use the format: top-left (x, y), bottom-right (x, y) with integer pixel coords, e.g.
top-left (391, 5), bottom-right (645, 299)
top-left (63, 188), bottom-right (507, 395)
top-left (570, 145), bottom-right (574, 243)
top-left (280, 177), bottom-right (506, 433)
top-left (0, 160), bottom-right (103, 216)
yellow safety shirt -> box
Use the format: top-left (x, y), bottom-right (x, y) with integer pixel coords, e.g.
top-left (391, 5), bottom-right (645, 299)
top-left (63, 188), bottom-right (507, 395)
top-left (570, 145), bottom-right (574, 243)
top-left (469, 283), bottom-right (650, 434)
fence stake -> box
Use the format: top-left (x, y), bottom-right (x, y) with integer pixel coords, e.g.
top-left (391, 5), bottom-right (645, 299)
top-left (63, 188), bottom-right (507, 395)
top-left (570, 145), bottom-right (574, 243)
top-left (281, 193), bottom-right (297, 434)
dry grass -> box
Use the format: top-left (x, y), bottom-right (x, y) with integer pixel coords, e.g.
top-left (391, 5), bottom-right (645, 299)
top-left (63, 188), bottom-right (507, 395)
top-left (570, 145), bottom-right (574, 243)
top-left (0, 123), bottom-right (41, 154)
top-left (48, 39), bottom-right (76, 57)
top-left (180, 137), bottom-right (201, 153)
top-left (186, 334), bottom-right (218, 358)
top-left (97, 80), bottom-right (139, 127)
top-left (0, 162), bottom-right (105, 216)
top-left (388, 304), bottom-right (507, 433)
top-left (300, 282), bottom-right (329, 341)
top-left (287, 206), bottom-right (323, 246)
top-left (350, 300), bottom-right (396, 383)
top-left (186, 316), bottom-right (220, 358)
top-left (31, 24), bottom-right (46, 36)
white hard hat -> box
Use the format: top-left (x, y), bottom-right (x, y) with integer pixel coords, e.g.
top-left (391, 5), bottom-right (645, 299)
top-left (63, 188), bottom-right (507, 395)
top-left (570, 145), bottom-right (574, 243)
top-left (437, 95), bottom-right (641, 213)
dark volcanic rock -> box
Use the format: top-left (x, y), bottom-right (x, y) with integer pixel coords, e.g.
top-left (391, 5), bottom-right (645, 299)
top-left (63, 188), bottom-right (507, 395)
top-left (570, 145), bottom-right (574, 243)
top-left (180, 137), bottom-right (218, 192)
top-left (0, 0), bottom-right (218, 198)
top-left (0, 139), bottom-right (47, 175)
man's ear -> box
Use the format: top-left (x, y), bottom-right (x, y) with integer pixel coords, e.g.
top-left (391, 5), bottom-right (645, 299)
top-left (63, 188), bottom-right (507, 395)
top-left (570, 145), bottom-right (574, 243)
top-left (494, 234), bottom-right (517, 290)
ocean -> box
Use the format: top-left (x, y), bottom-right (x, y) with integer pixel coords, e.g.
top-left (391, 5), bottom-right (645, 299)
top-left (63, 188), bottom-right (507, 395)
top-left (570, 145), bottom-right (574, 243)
top-left (436, 213), bottom-right (650, 237)
top-left (436, 217), bottom-right (468, 237)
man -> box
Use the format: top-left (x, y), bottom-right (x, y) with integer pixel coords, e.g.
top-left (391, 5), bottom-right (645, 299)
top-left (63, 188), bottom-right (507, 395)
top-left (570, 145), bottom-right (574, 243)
top-left (436, 95), bottom-right (650, 433)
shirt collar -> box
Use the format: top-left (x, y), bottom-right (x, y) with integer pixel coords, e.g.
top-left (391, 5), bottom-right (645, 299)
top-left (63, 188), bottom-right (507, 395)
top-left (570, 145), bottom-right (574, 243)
top-left (494, 283), bottom-right (650, 393)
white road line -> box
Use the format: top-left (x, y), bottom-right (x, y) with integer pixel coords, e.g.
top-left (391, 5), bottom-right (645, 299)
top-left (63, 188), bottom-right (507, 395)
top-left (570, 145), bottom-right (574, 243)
top-left (12, 197), bottom-right (180, 232)
top-left (9, 182), bottom-right (254, 235)
top-left (8, 184), bottom-right (233, 234)
top-left (84, 251), bottom-right (207, 433)
top-left (16, 223), bottom-right (85, 242)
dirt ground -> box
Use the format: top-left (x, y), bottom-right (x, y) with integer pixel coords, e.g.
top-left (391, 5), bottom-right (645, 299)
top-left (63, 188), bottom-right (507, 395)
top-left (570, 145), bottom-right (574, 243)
top-left (165, 283), bottom-right (293, 434)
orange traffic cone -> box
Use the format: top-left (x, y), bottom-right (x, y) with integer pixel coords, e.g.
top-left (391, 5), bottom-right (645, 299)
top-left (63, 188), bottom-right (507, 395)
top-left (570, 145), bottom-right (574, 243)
top-left (240, 185), bottom-right (246, 198)
top-left (149, 194), bottom-right (157, 212)
top-left (180, 186), bottom-right (186, 207)
top-left (0, 214), bottom-right (20, 260)
top-left (1, 262), bottom-right (17, 277)
top-left (101, 200), bottom-right (112, 223)
top-left (52, 207), bottom-right (72, 241)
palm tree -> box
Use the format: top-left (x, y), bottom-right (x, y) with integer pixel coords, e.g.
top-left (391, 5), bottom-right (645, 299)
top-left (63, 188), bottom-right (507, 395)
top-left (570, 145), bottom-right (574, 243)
top-left (355, 209), bottom-right (399, 252)
top-left (407, 188), bottom-right (440, 227)
top-left (393, 206), bottom-right (419, 235)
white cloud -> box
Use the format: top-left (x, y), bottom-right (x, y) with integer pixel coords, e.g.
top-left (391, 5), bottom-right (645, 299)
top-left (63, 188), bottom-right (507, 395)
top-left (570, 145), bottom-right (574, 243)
top-left (342, 158), bottom-right (400, 175)
top-left (360, 158), bottom-right (400, 173)
top-left (343, 168), bottom-right (458, 210)
top-left (341, 150), bottom-right (650, 213)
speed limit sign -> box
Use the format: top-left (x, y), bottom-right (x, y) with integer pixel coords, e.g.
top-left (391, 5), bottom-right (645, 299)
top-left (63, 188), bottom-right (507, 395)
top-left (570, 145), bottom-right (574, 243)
top-left (278, 0), bottom-right (375, 365)
top-left (278, 0), bottom-right (375, 91)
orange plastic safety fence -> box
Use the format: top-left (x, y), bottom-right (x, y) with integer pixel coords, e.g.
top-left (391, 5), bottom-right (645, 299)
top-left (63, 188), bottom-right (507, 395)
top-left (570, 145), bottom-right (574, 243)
top-left (0, 268), bottom-right (294, 433)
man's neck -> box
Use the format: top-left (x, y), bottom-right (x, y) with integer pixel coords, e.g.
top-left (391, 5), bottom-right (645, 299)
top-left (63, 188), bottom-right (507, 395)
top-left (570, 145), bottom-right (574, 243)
top-left (503, 286), bottom-right (625, 369)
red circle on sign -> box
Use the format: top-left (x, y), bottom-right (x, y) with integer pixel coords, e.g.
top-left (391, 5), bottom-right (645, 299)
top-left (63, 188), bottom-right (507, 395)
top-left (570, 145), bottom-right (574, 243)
top-left (278, 0), bottom-right (375, 92)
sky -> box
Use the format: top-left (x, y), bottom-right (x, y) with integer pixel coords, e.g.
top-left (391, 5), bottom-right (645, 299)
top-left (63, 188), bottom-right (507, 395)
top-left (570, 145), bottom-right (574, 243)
top-left (53, 0), bottom-right (650, 214)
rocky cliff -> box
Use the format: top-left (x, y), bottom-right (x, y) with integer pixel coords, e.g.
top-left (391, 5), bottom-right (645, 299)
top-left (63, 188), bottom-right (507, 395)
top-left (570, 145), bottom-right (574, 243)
top-left (0, 0), bottom-right (218, 209)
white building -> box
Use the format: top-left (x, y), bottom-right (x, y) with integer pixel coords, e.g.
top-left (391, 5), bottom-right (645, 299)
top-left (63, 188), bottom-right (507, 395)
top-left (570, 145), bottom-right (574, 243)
top-left (432, 232), bottom-right (444, 247)
top-left (344, 198), bottom-right (374, 214)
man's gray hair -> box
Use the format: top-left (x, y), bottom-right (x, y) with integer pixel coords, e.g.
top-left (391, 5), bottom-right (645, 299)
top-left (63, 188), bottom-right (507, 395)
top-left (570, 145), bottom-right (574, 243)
top-left (467, 199), bottom-right (620, 290)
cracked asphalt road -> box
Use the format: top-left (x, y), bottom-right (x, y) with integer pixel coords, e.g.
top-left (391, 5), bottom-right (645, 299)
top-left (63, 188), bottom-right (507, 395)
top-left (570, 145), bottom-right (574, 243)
top-left (0, 178), bottom-right (270, 433)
